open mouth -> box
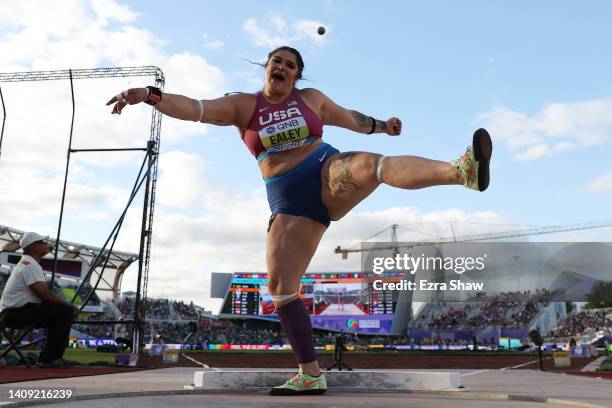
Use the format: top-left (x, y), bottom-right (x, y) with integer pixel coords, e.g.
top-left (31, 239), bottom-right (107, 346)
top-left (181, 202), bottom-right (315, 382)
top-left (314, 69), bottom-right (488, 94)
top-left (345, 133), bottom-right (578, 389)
top-left (271, 72), bottom-right (285, 82)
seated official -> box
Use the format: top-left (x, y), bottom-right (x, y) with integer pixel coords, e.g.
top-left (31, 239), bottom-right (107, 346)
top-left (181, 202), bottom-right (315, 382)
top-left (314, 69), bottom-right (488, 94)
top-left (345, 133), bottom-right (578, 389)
top-left (0, 232), bottom-right (79, 368)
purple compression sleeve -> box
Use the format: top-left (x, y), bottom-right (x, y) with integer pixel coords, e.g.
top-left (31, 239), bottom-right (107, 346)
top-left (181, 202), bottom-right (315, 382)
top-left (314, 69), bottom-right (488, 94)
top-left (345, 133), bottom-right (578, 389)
top-left (276, 297), bottom-right (317, 364)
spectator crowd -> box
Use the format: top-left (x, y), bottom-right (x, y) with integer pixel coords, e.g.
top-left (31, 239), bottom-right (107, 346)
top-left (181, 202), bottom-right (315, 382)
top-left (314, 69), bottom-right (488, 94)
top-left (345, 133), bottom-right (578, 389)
top-left (549, 310), bottom-right (612, 339)
top-left (115, 297), bottom-right (202, 321)
top-left (420, 290), bottom-right (553, 330)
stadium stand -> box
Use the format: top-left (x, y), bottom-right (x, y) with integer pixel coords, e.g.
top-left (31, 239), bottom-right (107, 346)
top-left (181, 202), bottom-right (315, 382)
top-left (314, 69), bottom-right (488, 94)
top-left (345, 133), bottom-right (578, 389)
top-left (549, 309), bottom-right (612, 341)
top-left (411, 290), bottom-right (554, 330)
top-left (114, 297), bottom-right (204, 321)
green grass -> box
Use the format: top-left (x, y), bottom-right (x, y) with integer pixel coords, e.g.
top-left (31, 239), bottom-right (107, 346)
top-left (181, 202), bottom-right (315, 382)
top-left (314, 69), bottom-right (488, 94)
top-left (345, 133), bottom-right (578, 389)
top-left (63, 348), bottom-right (121, 363)
top-left (600, 358), bottom-right (612, 371)
top-left (6, 348), bottom-right (120, 364)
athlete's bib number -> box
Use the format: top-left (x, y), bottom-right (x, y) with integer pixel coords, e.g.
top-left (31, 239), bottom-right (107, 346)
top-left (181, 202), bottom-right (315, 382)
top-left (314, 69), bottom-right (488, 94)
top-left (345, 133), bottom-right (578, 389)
top-left (259, 117), bottom-right (310, 152)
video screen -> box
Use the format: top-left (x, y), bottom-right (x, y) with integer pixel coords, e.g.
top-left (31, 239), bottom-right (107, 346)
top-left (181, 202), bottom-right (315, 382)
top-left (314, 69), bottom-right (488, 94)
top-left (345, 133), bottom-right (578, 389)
top-left (220, 272), bottom-right (401, 334)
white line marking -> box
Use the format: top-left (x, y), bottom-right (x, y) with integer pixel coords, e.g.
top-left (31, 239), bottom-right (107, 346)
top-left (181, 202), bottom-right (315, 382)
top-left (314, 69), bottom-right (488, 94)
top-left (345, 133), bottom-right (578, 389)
top-left (461, 369), bottom-right (489, 377)
top-left (180, 353), bottom-right (220, 370)
top-left (500, 356), bottom-right (553, 370)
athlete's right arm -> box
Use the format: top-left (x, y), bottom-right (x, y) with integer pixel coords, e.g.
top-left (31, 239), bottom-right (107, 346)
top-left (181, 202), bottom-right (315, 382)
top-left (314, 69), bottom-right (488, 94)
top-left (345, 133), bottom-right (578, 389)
top-left (106, 88), bottom-right (254, 128)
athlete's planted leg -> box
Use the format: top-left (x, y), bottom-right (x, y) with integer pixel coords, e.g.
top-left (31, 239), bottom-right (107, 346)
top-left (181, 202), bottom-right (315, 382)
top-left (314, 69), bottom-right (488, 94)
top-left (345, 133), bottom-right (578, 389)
top-left (266, 214), bottom-right (328, 395)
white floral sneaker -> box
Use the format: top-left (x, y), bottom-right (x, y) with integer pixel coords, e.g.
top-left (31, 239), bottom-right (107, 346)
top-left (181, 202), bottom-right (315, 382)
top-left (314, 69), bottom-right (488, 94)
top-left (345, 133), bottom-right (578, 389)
top-left (451, 128), bottom-right (492, 191)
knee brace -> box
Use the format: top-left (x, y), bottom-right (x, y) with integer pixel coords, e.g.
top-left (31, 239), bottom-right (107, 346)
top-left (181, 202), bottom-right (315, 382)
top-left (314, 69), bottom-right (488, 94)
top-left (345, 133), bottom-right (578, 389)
top-left (271, 293), bottom-right (299, 303)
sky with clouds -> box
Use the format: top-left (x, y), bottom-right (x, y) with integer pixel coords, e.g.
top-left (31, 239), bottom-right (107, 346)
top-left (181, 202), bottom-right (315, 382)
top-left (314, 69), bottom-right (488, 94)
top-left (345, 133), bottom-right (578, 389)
top-left (1, 1), bottom-right (611, 313)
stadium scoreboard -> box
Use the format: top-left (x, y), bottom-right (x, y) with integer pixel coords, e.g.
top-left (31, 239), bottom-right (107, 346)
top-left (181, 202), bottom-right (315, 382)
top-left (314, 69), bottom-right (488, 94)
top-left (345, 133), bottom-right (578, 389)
top-left (367, 283), bottom-right (396, 315)
top-left (225, 283), bottom-right (259, 315)
top-left (220, 272), bottom-right (402, 334)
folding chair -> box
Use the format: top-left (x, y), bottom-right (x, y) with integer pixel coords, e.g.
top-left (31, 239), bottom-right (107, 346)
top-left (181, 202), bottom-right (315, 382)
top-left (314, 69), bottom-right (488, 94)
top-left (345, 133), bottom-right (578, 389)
top-left (0, 315), bottom-right (38, 368)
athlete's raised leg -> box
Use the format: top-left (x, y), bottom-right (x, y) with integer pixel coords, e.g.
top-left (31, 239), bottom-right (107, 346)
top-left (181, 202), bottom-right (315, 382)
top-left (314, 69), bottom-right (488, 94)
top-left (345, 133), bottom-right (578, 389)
top-left (321, 129), bottom-right (492, 221)
top-left (320, 152), bottom-right (460, 220)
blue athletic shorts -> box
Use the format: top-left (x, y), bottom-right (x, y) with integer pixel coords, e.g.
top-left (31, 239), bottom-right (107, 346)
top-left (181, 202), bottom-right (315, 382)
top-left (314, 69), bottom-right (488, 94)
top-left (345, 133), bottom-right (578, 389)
top-left (265, 143), bottom-right (339, 228)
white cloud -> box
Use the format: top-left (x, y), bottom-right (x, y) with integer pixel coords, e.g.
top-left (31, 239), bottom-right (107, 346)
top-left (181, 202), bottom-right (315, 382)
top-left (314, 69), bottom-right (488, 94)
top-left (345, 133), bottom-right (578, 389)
top-left (203, 40), bottom-right (224, 50)
top-left (157, 151), bottom-right (207, 209)
top-left (201, 33), bottom-right (224, 51)
top-left (0, 1), bottom-right (162, 71)
top-left (0, 164), bottom-right (130, 222)
top-left (588, 172), bottom-right (612, 194)
top-left (475, 100), bottom-right (612, 160)
top-left (163, 52), bottom-right (228, 98)
top-left (553, 141), bottom-right (575, 151)
top-left (0, 1), bottom-right (90, 36)
top-left (72, 211), bottom-right (113, 221)
top-left (0, 1), bottom-right (230, 169)
top-left (160, 53), bottom-right (230, 143)
top-left (0, 0), bottom-right (231, 222)
top-left (514, 144), bottom-right (551, 161)
top-left (242, 16), bottom-right (328, 49)
top-left (90, 0), bottom-right (140, 25)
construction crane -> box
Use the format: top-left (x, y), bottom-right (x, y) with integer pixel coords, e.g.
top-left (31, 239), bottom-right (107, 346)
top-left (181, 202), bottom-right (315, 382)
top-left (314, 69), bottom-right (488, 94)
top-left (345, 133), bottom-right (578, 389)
top-left (334, 220), bottom-right (612, 259)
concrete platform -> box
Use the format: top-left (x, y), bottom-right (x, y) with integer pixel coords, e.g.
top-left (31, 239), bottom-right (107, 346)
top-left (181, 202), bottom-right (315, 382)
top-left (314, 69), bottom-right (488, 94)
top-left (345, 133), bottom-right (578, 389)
top-left (187, 369), bottom-right (462, 391)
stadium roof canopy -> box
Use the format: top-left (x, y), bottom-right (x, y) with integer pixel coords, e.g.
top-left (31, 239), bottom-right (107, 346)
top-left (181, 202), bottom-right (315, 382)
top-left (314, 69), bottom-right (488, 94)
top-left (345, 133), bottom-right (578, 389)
top-left (0, 224), bottom-right (138, 299)
top-left (0, 224), bottom-right (138, 269)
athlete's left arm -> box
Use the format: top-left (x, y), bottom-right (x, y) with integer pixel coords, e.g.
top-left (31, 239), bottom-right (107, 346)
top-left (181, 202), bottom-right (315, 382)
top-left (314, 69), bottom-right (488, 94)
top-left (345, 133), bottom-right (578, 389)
top-left (305, 88), bottom-right (401, 136)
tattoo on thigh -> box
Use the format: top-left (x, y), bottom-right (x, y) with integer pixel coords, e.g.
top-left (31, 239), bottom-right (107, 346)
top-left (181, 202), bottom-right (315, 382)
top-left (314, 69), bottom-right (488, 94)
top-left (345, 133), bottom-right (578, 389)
top-left (327, 152), bottom-right (359, 195)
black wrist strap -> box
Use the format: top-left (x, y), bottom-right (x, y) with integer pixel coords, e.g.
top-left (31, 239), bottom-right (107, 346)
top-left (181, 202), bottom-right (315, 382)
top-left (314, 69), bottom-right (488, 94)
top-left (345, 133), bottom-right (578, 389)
top-left (145, 86), bottom-right (162, 106)
top-left (367, 116), bottom-right (376, 134)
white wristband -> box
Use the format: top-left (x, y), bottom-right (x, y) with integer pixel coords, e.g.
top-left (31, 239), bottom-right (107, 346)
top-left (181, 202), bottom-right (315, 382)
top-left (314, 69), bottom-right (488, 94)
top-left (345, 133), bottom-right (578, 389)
top-left (195, 99), bottom-right (204, 122)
